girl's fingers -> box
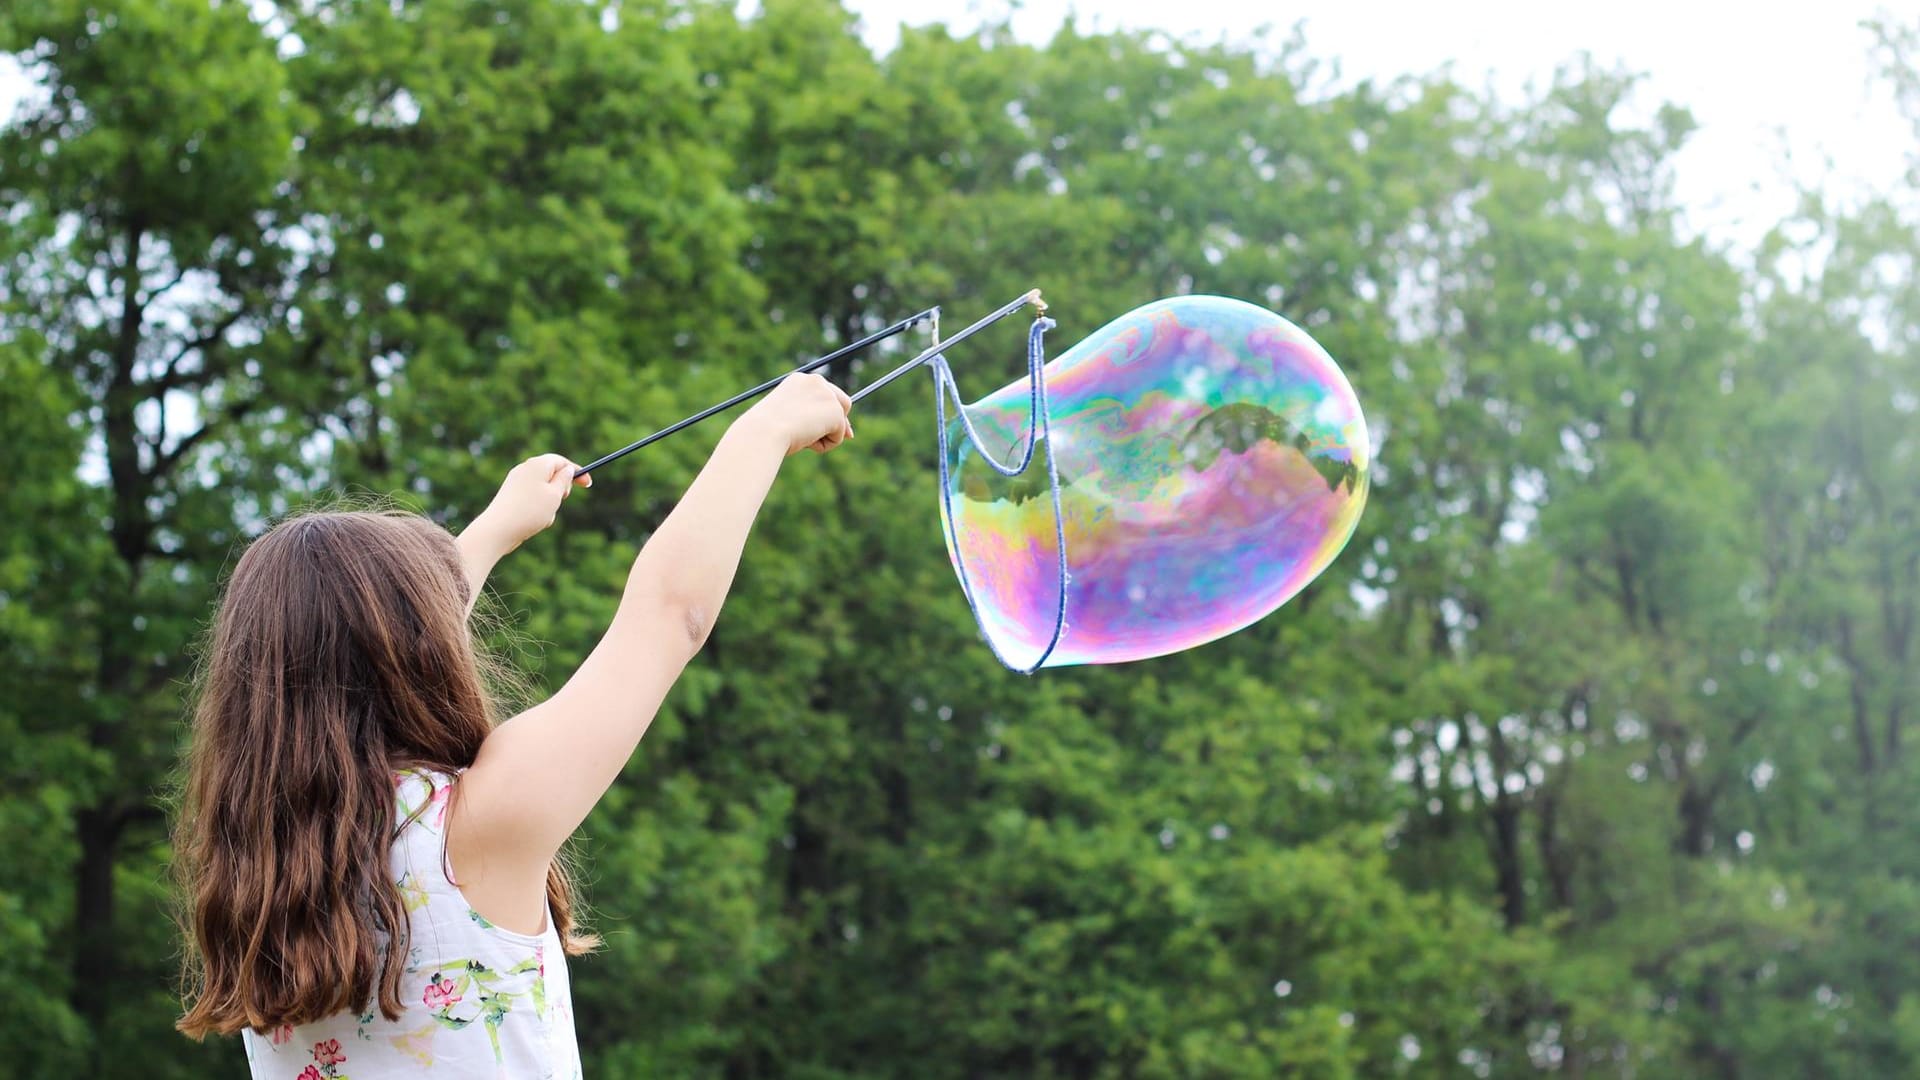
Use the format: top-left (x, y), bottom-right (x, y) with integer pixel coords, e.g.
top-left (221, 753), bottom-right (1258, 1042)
top-left (519, 453), bottom-right (588, 492)
top-left (535, 455), bottom-right (586, 486)
top-left (813, 425), bottom-right (850, 454)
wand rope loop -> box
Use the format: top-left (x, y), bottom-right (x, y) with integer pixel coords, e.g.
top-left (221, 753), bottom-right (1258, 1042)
top-left (847, 289), bottom-right (1047, 405)
top-left (930, 311), bottom-right (1066, 674)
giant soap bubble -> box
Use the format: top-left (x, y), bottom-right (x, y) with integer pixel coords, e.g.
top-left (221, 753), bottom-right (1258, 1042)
top-left (935, 295), bottom-right (1370, 671)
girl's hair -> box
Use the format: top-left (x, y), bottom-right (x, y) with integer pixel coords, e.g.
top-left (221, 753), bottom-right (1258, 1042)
top-left (173, 508), bottom-right (593, 1039)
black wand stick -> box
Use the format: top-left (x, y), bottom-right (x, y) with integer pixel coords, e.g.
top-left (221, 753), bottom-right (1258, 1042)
top-left (573, 307), bottom-right (938, 476)
top-left (574, 290), bottom-right (1045, 476)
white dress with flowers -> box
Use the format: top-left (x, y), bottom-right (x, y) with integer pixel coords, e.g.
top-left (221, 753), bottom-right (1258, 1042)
top-left (241, 770), bottom-right (582, 1079)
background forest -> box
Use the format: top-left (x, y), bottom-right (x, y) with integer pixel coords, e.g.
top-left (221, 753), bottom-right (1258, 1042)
top-left (2, 1), bottom-right (1918, 1076)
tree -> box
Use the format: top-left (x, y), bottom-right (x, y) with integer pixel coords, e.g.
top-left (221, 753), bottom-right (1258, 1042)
top-left (2, 0), bottom-right (308, 1071)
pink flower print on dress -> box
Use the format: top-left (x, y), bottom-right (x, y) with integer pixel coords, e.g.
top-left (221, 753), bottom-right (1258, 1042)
top-left (312, 1038), bottom-right (347, 1066)
top-left (271, 1024), bottom-right (294, 1046)
top-left (298, 1068), bottom-right (322, 1080)
top-left (423, 976), bottom-right (464, 1011)
top-left (429, 780), bottom-right (452, 829)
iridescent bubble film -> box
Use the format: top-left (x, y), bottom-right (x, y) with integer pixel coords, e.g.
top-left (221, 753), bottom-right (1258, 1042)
top-left (940, 295), bottom-right (1370, 669)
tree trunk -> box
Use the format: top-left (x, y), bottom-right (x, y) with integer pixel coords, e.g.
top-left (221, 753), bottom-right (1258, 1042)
top-left (70, 216), bottom-right (152, 1052)
top-left (72, 806), bottom-right (122, 1043)
top-left (1537, 784), bottom-right (1576, 913)
top-left (1837, 614), bottom-right (1878, 777)
top-left (1676, 782), bottom-right (1713, 857)
top-left (1491, 797), bottom-right (1526, 929)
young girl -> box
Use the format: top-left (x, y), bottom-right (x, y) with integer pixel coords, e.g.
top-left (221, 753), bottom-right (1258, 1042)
top-left (173, 374), bottom-right (855, 1078)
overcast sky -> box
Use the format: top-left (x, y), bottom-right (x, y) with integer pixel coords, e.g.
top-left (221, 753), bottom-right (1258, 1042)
top-left (3, 1), bottom-right (1911, 252)
top-left (842, 0), bottom-right (1913, 251)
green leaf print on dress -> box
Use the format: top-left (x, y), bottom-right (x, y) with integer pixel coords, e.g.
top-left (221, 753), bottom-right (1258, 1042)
top-left (417, 947), bottom-right (548, 1064)
top-left (396, 871), bottom-right (430, 914)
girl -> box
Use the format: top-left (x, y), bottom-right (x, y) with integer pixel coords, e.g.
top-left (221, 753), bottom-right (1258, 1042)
top-left (173, 374), bottom-right (855, 1078)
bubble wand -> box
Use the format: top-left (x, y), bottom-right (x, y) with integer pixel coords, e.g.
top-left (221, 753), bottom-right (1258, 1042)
top-left (573, 291), bottom-right (1046, 476)
top-left (569, 287), bottom-right (1372, 673)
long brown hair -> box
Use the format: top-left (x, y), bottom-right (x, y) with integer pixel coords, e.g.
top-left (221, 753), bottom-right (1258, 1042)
top-left (174, 508), bottom-right (592, 1039)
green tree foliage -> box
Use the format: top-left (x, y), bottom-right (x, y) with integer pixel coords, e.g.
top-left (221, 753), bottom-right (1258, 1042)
top-left (1, 2), bottom-right (1915, 1076)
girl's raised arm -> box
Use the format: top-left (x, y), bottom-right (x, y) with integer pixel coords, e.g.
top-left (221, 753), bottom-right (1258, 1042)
top-left (450, 373), bottom-right (853, 931)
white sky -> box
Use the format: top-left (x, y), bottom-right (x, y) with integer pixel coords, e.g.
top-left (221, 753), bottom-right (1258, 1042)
top-left (845, 0), bottom-right (1913, 251)
top-left (2, 1), bottom-right (1911, 252)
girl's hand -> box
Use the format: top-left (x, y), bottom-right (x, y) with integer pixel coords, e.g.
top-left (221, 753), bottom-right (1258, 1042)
top-left (739, 373), bottom-right (854, 456)
top-left (473, 454), bottom-right (591, 554)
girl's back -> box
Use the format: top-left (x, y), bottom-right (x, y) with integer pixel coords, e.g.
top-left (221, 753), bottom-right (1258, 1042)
top-left (241, 770), bottom-right (579, 1080)
top-left (173, 380), bottom-right (853, 1073)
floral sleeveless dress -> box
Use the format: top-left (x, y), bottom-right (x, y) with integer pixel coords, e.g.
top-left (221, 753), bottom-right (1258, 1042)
top-left (241, 770), bottom-right (582, 1079)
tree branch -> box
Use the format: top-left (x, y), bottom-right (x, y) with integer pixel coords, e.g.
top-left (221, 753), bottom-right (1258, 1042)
top-left (150, 308), bottom-right (248, 393)
top-left (154, 395), bottom-right (260, 477)
top-left (140, 266), bottom-right (191, 307)
top-left (151, 331), bottom-right (329, 479)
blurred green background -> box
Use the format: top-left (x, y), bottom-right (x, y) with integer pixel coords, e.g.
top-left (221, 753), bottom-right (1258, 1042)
top-left (2, 1), bottom-right (1917, 1076)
